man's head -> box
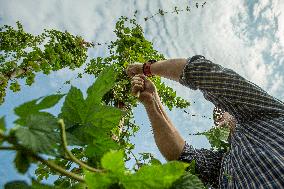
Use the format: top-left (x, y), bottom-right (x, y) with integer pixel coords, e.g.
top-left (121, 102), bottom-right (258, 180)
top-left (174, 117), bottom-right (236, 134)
top-left (213, 107), bottom-right (236, 131)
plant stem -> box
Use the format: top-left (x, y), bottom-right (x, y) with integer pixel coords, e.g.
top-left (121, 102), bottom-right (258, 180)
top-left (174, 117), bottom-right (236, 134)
top-left (58, 119), bottom-right (102, 173)
top-left (0, 145), bottom-right (84, 182)
top-left (0, 66), bottom-right (32, 85)
top-left (130, 150), bottom-right (141, 169)
top-left (0, 130), bottom-right (6, 139)
top-left (32, 153), bottom-right (85, 182)
top-left (0, 146), bottom-right (16, 150)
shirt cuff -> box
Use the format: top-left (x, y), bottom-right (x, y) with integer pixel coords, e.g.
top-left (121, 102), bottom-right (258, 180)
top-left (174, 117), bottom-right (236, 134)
top-left (178, 141), bottom-right (195, 161)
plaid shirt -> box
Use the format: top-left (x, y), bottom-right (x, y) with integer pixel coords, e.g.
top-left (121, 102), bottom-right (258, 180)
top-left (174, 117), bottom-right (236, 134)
top-left (178, 56), bottom-right (284, 189)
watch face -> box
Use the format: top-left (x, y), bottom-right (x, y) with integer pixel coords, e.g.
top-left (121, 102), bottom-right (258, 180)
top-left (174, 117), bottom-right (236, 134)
top-left (148, 60), bottom-right (157, 64)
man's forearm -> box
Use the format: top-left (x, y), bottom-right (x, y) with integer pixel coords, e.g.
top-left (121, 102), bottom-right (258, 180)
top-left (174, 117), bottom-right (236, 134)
top-left (151, 58), bottom-right (187, 82)
top-left (143, 96), bottom-right (185, 161)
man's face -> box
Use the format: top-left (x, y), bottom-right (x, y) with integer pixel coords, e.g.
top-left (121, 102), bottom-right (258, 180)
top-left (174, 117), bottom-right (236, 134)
top-left (218, 112), bottom-right (236, 129)
top-left (213, 107), bottom-right (236, 129)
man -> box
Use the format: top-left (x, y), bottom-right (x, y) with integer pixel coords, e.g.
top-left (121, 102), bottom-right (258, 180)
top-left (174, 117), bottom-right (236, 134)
top-left (126, 56), bottom-right (284, 188)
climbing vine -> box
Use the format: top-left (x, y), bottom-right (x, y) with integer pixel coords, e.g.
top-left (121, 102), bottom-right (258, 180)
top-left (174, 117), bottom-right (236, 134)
top-left (1, 3), bottom-right (227, 189)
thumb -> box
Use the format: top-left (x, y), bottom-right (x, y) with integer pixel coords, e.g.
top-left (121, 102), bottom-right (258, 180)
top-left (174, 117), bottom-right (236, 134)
top-left (125, 67), bottom-right (134, 77)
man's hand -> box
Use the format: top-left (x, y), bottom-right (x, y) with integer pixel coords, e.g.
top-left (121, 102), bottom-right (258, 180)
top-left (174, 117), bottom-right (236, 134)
top-left (126, 63), bottom-right (143, 77)
top-left (131, 74), bottom-right (156, 105)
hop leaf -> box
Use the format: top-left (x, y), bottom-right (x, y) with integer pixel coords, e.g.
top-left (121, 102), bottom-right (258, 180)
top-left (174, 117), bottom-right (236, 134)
top-left (170, 172), bottom-right (205, 189)
top-left (14, 94), bottom-right (64, 126)
top-left (9, 81), bottom-right (21, 92)
top-left (14, 113), bottom-right (60, 154)
top-left (101, 150), bottom-right (125, 175)
top-left (0, 116), bottom-right (6, 132)
top-left (14, 151), bottom-right (31, 174)
top-left (195, 126), bottom-right (230, 151)
top-left (86, 66), bottom-right (117, 105)
top-left (121, 161), bottom-right (188, 189)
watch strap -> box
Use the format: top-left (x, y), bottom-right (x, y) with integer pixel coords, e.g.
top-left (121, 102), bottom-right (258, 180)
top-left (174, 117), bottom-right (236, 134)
top-left (143, 60), bottom-right (157, 77)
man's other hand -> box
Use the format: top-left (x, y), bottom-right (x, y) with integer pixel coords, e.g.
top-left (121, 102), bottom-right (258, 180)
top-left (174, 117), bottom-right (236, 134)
top-left (126, 63), bottom-right (143, 77)
top-left (131, 74), bottom-right (156, 105)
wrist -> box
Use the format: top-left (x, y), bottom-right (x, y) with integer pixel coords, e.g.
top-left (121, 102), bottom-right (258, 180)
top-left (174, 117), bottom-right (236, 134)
top-left (143, 60), bottom-right (157, 77)
top-left (143, 100), bottom-right (155, 108)
top-left (141, 94), bottom-right (156, 107)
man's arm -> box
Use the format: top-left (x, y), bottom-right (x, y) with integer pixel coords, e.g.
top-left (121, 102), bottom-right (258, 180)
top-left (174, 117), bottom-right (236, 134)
top-left (144, 93), bottom-right (185, 161)
top-left (127, 56), bottom-right (284, 122)
top-left (130, 75), bottom-right (224, 187)
top-left (126, 59), bottom-right (187, 82)
top-left (130, 74), bottom-right (184, 161)
top-left (150, 58), bottom-right (188, 82)
top-left (141, 85), bottom-right (224, 187)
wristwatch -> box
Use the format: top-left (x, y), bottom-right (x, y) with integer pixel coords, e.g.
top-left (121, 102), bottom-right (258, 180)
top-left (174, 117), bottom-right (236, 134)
top-left (143, 60), bottom-right (157, 77)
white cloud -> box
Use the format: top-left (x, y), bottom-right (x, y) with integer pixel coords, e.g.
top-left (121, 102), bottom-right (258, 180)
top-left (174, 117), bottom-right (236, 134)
top-left (1, 0), bottom-right (284, 180)
top-left (142, 0), bottom-right (284, 148)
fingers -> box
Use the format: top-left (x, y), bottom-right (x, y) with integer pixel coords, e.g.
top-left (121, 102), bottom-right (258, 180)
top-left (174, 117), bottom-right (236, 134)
top-left (131, 75), bottom-right (145, 96)
top-left (126, 63), bottom-right (143, 77)
top-left (132, 74), bottom-right (146, 80)
top-left (126, 68), bottom-right (135, 77)
top-left (131, 75), bottom-right (144, 84)
top-left (131, 82), bottom-right (144, 94)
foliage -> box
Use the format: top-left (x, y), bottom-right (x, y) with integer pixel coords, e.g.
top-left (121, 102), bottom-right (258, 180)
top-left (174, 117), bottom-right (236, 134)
top-left (0, 21), bottom-right (91, 104)
top-left (1, 5), bottom-right (224, 189)
top-left (0, 67), bottom-right (203, 188)
top-left (194, 126), bottom-right (230, 151)
top-left (0, 116), bottom-right (6, 145)
top-left (85, 16), bottom-right (190, 110)
top-left (85, 150), bottom-right (190, 189)
top-left (170, 172), bottom-right (205, 189)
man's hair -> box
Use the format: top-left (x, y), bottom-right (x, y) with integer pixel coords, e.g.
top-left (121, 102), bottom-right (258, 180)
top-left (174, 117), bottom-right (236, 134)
top-left (189, 55), bottom-right (205, 63)
top-left (213, 106), bottom-right (225, 126)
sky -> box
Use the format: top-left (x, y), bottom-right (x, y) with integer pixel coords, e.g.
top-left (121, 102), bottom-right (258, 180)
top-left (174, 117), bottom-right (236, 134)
top-left (0, 0), bottom-right (284, 187)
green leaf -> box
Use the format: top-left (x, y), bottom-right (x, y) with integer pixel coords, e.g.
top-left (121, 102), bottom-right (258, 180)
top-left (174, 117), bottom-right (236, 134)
top-left (0, 116), bottom-right (6, 145)
top-left (0, 116), bottom-right (6, 132)
top-left (170, 172), bottom-right (205, 189)
top-left (59, 86), bottom-right (87, 128)
top-left (4, 181), bottom-right (30, 189)
top-left (10, 81), bottom-right (21, 92)
top-left (60, 89), bottom-right (122, 145)
top-left (25, 112), bottom-right (58, 130)
top-left (65, 125), bottom-right (91, 145)
top-left (4, 180), bottom-right (61, 189)
top-left (86, 105), bottom-right (123, 130)
top-left (85, 144), bottom-right (97, 158)
top-left (195, 126), bottom-right (230, 150)
top-left (14, 98), bottom-right (39, 117)
top-left (14, 94), bottom-right (64, 117)
top-left (83, 105), bottom-right (122, 159)
top-left (150, 158), bottom-right (162, 165)
top-left (86, 66), bottom-right (117, 105)
top-left (85, 171), bottom-right (113, 189)
top-left (36, 94), bottom-right (65, 110)
top-left (14, 151), bottom-right (30, 174)
top-left (65, 132), bottom-right (85, 146)
top-left (187, 160), bottom-right (196, 175)
top-left (14, 113), bottom-right (60, 154)
top-left (14, 94), bottom-right (64, 126)
top-left (85, 136), bottom-right (119, 160)
top-left (121, 161), bottom-right (188, 189)
top-left (101, 150), bottom-right (125, 175)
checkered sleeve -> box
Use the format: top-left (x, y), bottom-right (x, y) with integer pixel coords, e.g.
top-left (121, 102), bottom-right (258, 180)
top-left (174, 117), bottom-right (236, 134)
top-left (179, 56), bottom-right (284, 122)
top-left (178, 142), bottom-right (224, 188)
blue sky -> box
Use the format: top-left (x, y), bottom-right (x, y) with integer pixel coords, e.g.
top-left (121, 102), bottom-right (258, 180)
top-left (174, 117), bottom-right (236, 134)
top-left (0, 0), bottom-right (284, 187)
